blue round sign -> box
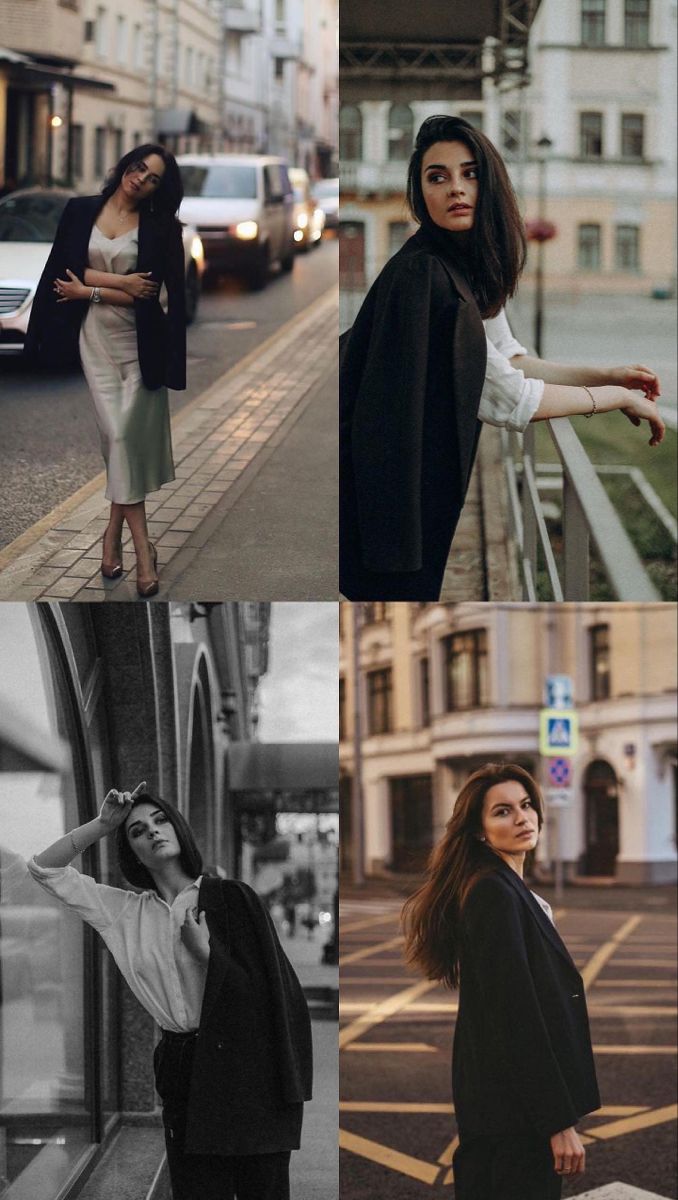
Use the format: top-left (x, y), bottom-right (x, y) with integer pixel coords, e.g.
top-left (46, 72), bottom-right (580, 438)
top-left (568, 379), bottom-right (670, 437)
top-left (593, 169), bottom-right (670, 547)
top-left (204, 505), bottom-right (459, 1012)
top-left (548, 757), bottom-right (572, 786)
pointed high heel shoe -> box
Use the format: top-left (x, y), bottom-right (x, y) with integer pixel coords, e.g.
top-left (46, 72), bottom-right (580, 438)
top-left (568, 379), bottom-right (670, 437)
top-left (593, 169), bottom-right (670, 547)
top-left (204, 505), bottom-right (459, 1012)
top-left (136, 541), bottom-right (159, 598)
top-left (101, 533), bottom-right (123, 579)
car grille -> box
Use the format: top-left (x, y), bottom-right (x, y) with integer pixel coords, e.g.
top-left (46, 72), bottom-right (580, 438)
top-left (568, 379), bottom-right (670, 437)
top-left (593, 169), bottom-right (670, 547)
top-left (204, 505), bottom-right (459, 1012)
top-left (0, 287), bottom-right (31, 315)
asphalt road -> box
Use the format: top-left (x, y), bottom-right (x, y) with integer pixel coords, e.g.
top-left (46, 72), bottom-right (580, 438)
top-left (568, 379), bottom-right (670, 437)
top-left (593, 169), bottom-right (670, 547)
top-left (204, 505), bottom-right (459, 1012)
top-left (0, 236), bottom-right (338, 549)
top-left (339, 895), bottom-right (678, 1199)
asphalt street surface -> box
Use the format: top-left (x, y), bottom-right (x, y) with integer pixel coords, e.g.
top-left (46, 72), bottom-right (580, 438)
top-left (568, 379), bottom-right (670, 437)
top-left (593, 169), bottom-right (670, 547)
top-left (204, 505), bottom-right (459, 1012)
top-left (0, 236), bottom-right (338, 549)
top-left (339, 894), bottom-right (678, 1199)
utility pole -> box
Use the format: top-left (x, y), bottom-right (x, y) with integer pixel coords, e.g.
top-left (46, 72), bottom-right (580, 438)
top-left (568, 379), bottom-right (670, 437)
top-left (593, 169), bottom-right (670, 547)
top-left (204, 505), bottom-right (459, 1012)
top-left (149, 0), bottom-right (159, 142)
top-left (533, 133), bottom-right (552, 357)
top-left (351, 604), bottom-right (365, 887)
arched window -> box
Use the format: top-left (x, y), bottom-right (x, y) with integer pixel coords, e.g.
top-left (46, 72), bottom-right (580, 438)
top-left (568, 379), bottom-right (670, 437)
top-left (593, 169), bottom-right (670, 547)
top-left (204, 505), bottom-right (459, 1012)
top-left (388, 104), bottom-right (414, 161)
top-left (339, 105), bottom-right (362, 161)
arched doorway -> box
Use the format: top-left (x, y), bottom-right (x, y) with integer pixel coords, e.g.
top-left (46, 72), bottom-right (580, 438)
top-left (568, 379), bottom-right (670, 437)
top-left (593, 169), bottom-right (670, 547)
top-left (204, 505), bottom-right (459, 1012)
top-left (583, 760), bottom-right (619, 876)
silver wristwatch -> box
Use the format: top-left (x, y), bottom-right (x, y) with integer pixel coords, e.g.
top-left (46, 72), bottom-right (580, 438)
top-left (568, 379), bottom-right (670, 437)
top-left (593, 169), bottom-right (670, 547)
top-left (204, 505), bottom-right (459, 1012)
top-left (90, 286), bottom-right (102, 304)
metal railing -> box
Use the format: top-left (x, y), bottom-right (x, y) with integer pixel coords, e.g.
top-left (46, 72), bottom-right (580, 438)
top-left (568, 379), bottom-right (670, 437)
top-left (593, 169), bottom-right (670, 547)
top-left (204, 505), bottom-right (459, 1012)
top-left (502, 421), bottom-right (660, 600)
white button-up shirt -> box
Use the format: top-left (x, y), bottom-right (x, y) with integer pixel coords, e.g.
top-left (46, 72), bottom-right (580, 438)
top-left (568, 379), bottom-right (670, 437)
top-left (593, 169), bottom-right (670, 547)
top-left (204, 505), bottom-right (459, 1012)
top-left (479, 309), bottom-right (545, 432)
top-left (27, 858), bottom-right (208, 1032)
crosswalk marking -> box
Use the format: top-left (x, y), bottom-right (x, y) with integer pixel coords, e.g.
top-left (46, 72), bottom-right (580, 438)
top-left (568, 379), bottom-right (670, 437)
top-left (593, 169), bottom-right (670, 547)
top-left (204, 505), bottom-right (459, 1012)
top-left (345, 1042), bottom-right (437, 1052)
top-left (339, 978), bottom-right (439, 1049)
top-left (580, 915), bottom-right (643, 987)
top-left (339, 1129), bottom-right (440, 1185)
top-left (585, 1104), bottom-right (678, 1141)
top-left (339, 935), bottom-right (403, 966)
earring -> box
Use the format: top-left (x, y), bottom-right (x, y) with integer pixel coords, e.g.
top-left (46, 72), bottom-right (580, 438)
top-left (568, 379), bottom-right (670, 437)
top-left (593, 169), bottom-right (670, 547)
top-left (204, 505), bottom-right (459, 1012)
top-left (479, 836), bottom-right (486, 842)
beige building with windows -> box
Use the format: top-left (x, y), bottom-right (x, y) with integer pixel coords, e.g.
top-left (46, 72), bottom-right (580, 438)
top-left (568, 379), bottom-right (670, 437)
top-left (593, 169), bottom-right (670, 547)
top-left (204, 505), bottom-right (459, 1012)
top-left (339, 602), bottom-right (678, 884)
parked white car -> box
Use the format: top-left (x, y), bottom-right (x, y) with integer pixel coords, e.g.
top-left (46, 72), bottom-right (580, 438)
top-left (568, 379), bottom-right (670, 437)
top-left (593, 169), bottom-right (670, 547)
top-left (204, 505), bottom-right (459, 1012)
top-left (0, 187), bottom-right (205, 355)
top-left (177, 154), bottom-right (296, 289)
top-left (314, 177), bottom-right (339, 231)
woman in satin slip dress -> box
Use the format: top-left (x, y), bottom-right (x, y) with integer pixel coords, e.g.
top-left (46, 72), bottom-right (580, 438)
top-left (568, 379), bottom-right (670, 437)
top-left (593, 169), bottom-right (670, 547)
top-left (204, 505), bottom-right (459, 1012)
top-left (26, 144), bottom-right (186, 597)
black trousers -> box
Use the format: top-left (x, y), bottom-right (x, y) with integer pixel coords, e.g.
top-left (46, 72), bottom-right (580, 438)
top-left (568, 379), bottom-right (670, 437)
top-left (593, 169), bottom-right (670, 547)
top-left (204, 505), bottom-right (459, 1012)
top-left (453, 1134), bottom-right (562, 1200)
top-left (154, 1031), bottom-right (291, 1200)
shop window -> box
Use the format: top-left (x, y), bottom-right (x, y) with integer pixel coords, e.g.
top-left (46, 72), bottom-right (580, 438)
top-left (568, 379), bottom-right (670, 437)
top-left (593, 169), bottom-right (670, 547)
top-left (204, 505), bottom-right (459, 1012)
top-left (443, 629), bottom-right (488, 711)
top-left (366, 668), bottom-right (392, 736)
top-left (578, 223), bottom-right (601, 270)
top-left (70, 124), bottom-right (84, 179)
top-left (581, 0), bottom-right (606, 45)
top-left (0, 607), bottom-right (93, 1199)
top-left (388, 104), bottom-right (414, 161)
top-left (94, 127), bottom-right (106, 179)
top-left (580, 112), bottom-right (603, 158)
top-left (624, 0), bottom-right (650, 47)
top-left (419, 657), bottom-right (431, 727)
top-left (589, 624), bottom-right (611, 699)
top-left (339, 221), bottom-right (366, 289)
top-left (339, 105), bottom-right (362, 161)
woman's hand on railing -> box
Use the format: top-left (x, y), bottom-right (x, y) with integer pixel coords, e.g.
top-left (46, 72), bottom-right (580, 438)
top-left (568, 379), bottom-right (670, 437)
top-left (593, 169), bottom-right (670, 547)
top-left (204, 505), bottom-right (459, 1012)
top-left (619, 391), bottom-right (665, 446)
top-left (607, 364), bottom-right (661, 399)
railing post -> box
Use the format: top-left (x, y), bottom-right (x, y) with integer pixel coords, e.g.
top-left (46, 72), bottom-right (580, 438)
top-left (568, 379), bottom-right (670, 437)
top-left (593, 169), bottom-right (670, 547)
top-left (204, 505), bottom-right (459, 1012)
top-left (562, 472), bottom-right (590, 599)
top-left (521, 425), bottom-right (537, 597)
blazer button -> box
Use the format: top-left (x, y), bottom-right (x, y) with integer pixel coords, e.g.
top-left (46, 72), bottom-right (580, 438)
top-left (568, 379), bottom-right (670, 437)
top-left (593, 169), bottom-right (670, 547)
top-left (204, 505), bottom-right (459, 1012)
top-left (571, 993), bottom-right (580, 999)
top-left (217, 1041), bottom-right (224, 1050)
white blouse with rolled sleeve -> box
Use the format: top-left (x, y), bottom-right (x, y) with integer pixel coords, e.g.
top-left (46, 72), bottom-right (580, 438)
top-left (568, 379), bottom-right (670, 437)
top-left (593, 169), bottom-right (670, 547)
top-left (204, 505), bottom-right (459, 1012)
top-left (478, 309), bottom-right (545, 431)
top-left (26, 857), bottom-right (207, 1033)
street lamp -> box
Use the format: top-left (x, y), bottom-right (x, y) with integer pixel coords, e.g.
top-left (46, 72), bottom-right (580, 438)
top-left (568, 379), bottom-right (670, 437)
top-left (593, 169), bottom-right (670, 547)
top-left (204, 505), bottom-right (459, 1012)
top-left (533, 134), bottom-right (553, 358)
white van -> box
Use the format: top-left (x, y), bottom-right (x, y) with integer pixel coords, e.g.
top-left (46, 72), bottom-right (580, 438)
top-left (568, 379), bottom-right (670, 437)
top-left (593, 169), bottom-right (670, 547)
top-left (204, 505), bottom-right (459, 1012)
top-left (177, 154), bottom-right (296, 290)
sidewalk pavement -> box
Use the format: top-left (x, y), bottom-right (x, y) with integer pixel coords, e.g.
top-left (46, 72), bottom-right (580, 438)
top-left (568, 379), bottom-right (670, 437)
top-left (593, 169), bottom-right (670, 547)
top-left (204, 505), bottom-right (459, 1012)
top-left (0, 287), bottom-right (337, 602)
top-left (291, 1019), bottom-right (338, 1200)
top-left (284, 925), bottom-right (339, 991)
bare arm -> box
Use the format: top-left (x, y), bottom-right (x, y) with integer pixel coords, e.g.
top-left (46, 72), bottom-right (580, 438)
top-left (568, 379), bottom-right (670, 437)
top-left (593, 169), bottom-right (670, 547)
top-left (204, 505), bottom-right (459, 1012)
top-left (531, 383), bottom-right (664, 446)
top-left (35, 783), bottom-right (147, 868)
top-left (83, 269), bottom-right (159, 299)
top-left (96, 287), bottom-right (134, 307)
top-left (512, 356), bottom-right (610, 387)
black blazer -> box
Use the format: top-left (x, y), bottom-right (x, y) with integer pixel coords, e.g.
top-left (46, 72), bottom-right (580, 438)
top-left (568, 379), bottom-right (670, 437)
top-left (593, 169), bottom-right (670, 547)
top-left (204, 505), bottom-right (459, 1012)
top-left (24, 195), bottom-right (186, 390)
top-left (339, 227), bottom-right (487, 574)
top-left (167, 875), bottom-right (313, 1156)
top-left (452, 862), bottom-right (600, 1141)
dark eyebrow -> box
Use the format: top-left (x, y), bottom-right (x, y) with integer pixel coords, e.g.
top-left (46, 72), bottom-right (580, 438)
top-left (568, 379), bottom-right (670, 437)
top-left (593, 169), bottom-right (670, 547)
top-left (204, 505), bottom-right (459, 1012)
top-left (127, 808), bottom-right (165, 831)
top-left (425, 160), bottom-right (478, 171)
top-left (138, 160), bottom-right (161, 181)
top-left (490, 795), bottom-right (531, 812)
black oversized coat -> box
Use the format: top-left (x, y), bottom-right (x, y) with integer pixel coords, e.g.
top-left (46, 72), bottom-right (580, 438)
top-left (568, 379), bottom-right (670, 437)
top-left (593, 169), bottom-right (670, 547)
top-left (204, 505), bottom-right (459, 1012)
top-left (339, 227), bottom-right (488, 599)
top-left (159, 875), bottom-right (313, 1156)
top-left (453, 862), bottom-right (600, 1141)
top-left (23, 194), bottom-right (186, 390)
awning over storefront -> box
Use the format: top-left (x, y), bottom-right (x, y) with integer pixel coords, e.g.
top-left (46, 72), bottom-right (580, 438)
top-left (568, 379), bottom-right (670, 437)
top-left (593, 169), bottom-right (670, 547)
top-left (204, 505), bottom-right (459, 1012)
top-left (228, 742), bottom-right (339, 813)
top-left (0, 47), bottom-right (115, 92)
top-left (156, 108), bottom-right (211, 137)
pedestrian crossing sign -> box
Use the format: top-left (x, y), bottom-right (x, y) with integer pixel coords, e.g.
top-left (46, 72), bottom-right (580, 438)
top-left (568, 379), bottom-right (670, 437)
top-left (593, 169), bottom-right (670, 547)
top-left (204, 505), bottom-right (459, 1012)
top-left (539, 709), bottom-right (578, 756)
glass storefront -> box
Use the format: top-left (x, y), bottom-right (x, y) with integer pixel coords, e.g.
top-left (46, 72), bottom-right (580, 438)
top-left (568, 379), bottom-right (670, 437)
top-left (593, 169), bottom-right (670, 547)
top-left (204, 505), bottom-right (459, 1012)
top-left (0, 606), bottom-right (92, 1198)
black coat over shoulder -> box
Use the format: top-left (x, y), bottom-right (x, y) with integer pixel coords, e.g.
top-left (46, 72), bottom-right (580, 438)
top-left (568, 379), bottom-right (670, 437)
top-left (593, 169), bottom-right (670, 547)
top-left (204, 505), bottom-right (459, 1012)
top-left (23, 195), bottom-right (186, 390)
top-left (453, 862), bottom-right (600, 1141)
top-left (178, 876), bottom-right (313, 1156)
top-left (339, 228), bottom-right (487, 598)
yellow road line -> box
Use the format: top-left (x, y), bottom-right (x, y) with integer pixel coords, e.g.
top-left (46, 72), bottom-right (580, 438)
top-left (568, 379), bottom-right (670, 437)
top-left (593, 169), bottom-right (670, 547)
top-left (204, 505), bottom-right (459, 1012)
top-left (339, 1129), bottom-right (440, 1185)
top-left (588, 1005), bottom-right (677, 1016)
top-left (438, 1135), bottom-right (459, 1166)
top-left (339, 978), bottom-right (439, 1049)
top-left (340, 1102), bottom-right (454, 1114)
top-left (340, 1000), bottom-right (454, 1015)
top-left (613, 958), bottom-right (676, 968)
top-left (592, 1044), bottom-right (677, 1054)
top-left (593, 979), bottom-right (677, 987)
top-left (344, 1042), bottom-right (437, 1053)
top-left (586, 1103), bottom-right (678, 1140)
top-left (341, 976), bottom-right (417, 985)
top-left (580, 914), bottom-right (642, 988)
top-left (339, 934), bottom-right (403, 967)
top-left (341, 912), bottom-right (400, 934)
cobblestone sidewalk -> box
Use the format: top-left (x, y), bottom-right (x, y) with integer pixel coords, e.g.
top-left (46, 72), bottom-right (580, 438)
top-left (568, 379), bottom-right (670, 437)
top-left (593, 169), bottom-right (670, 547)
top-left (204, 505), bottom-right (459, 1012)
top-left (0, 287), bottom-right (337, 601)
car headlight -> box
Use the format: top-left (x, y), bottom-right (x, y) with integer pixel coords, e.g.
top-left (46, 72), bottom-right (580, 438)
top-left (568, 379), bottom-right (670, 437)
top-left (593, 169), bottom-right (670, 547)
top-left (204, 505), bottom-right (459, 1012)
top-left (190, 235), bottom-right (204, 261)
top-left (297, 211), bottom-right (309, 229)
top-left (235, 220), bottom-right (258, 240)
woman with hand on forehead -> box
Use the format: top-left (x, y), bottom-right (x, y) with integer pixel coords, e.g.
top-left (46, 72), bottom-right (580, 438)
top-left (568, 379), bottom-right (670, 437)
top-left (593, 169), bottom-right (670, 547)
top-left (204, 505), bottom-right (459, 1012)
top-left (340, 114), bottom-right (665, 600)
top-left (27, 784), bottom-right (312, 1200)
top-left (25, 145), bottom-right (187, 598)
top-left (402, 763), bottom-right (600, 1199)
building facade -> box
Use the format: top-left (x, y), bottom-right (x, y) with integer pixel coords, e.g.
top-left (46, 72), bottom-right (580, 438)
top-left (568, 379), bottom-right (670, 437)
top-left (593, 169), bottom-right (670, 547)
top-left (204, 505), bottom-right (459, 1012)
top-left (0, 600), bottom-right (269, 1200)
top-left (339, 602), bottom-right (678, 884)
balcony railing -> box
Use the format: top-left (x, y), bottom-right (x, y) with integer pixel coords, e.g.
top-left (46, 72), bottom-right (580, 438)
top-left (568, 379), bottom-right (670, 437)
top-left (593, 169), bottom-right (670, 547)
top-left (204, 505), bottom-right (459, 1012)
top-left (502, 421), bottom-right (661, 600)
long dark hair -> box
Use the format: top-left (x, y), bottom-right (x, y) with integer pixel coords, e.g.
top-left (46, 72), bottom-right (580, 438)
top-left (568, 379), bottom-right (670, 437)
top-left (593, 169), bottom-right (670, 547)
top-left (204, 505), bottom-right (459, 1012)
top-left (406, 115), bottom-right (526, 318)
top-left (401, 763), bottom-right (544, 989)
top-left (116, 792), bottom-right (203, 892)
top-left (101, 143), bottom-right (184, 221)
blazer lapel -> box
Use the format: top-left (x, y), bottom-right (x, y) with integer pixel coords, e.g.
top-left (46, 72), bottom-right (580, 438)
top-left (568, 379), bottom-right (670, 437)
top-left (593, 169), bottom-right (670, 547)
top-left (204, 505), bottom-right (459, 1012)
top-left (497, 861), bottom-right (578, 972)
top-left (197, 875), bottom-right (230, 1026)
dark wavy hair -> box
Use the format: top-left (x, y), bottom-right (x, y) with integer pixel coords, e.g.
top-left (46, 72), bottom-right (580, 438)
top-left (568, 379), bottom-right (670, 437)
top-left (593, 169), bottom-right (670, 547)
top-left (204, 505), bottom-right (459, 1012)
top-left (101, 143), bottom-right (184, 221)
top-left (406, 115), bottom-right (526, 318)
top-left (116, 792), bottom-right (203, 892)
top-left (401, 763), bottom-right (544, 989)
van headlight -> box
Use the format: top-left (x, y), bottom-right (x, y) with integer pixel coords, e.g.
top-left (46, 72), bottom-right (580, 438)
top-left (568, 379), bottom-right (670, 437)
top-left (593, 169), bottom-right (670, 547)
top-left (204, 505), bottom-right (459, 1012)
top-left (235, 220), bottom-right (258, 240)
top-left (190, 235), bottom-right (204, 261)
top-left (297, 211), bottom-right (309, 229)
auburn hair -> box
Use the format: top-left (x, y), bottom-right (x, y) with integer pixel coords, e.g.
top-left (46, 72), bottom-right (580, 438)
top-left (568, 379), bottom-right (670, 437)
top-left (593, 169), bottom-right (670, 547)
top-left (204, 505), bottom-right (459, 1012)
top-left (406, 114), bottom-right (526, 318)
top-left (401, 763), bottom-right (543, 989)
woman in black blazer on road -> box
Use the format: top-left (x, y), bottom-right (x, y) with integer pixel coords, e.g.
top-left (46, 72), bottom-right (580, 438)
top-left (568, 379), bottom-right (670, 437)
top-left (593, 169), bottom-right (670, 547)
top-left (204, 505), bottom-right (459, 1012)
top-left (24, 144), bottom-right (186, 597)
top-left (403, 763), bottom-right (600, 1200)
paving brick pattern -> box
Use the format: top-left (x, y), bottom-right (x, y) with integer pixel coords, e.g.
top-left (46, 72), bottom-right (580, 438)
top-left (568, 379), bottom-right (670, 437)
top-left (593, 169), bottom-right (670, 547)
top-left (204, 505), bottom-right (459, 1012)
top-left (0, 289), bottom-right (337, 602)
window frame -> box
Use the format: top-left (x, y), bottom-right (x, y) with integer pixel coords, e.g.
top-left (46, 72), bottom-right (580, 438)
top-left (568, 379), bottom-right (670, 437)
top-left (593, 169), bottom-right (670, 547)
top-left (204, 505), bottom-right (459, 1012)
top-left (589, 623), bottom-right (611, 700)
top-left (442, 628), bottom-right (488, 712)
top-left (578, 222), bottom-right (602, 271)
top-left (579, 111), bottom-right (603, 159)
top-left (366, 667), bottom-right (393, 736)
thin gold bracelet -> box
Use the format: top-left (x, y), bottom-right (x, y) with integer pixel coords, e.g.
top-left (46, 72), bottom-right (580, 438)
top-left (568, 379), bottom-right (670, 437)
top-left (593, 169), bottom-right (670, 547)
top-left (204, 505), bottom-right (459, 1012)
top-left (583, 385), bottom-right (597, 417)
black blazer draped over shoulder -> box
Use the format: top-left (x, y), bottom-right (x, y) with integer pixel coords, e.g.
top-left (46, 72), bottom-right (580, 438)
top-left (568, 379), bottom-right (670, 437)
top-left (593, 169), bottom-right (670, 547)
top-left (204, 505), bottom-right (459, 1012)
top-left (339, 226), bottom-right (488, 575)
top-left (452, 862), bottom-right (600, 1141)
top-left (24, 195), bottom-right (186, 390)
top-left (166, 875), bottom-right (313, 1157)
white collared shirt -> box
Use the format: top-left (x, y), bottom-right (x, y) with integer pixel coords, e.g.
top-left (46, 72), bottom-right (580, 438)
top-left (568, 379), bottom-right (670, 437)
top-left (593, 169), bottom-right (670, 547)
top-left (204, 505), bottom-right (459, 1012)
top-left (27, 858), bottom-right (208, 1032)
top-left (479, 309), bottom-right (545, 432)
top-left (530, 889), bottom-right (555, 925)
